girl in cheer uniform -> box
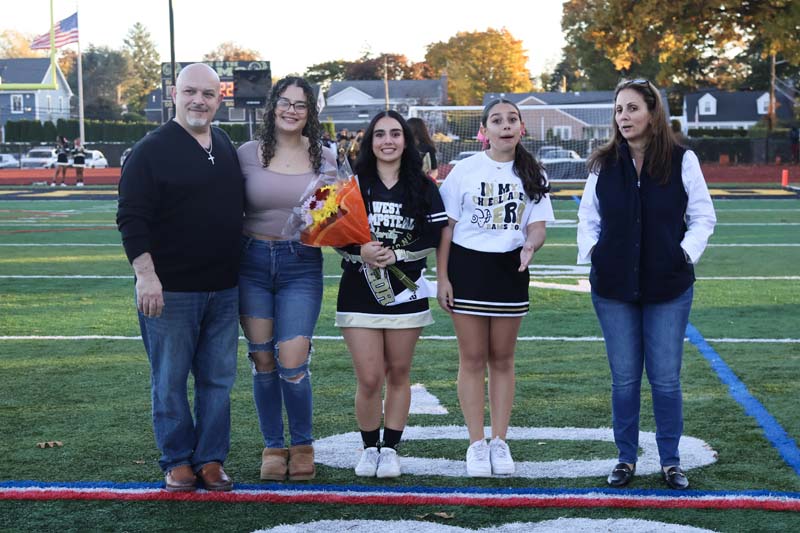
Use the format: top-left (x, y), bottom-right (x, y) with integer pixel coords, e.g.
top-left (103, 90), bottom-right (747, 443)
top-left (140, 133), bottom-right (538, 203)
top-left (437, 98), bottom-right (554, 477)
top-left (336, 110), bottom-right (447, 478)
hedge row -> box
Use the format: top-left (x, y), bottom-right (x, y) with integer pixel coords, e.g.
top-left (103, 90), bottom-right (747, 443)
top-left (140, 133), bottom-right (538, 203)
top-left (5, 119), bottom-right (159, 143)
top-left (5, 119), bottom-right (257, 144)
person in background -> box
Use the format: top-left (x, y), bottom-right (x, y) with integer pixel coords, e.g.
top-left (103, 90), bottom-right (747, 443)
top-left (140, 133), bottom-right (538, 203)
top-left (577, 79), bottom-right (716, 490)
top-left (117, 63), bottom-right (243, 493)
top-left (237, 76), bottom-right (336, 482)
top-left (437, 98), bottom-right (554, 477)
top-left (71, 139), bottom-right (86, 187)
top-left (408, 117), bottom-right (439, 182)
top-left (52, 135), bottom-right (70, 186)
top-left (336, 110), bottom-right (447, 478)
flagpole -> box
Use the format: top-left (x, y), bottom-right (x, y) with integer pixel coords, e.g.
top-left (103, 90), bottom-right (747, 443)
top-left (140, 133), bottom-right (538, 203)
top-left (49, 0), bottom-right (57, 87)
top-left (76, 4), bottom-right (85, 143)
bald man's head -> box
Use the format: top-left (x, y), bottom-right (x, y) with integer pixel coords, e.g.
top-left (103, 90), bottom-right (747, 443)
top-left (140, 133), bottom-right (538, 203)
top-left (171, 63), bottom-right (223, 133)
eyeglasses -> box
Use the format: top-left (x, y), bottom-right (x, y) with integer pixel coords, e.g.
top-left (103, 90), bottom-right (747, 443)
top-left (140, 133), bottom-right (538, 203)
top-left (276, 97), bottom-right (309, 113)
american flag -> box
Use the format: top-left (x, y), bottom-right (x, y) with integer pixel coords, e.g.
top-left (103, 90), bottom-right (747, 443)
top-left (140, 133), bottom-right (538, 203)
top-left (30, 12), bottom-right (79, 50)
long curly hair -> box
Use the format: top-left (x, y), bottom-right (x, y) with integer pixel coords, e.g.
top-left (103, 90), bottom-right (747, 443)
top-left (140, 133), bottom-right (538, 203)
top-left (587, 79), bottom-right (675, 184)
top-left (481, 99), bottom-right (550, 203)
top-left (256, 76), bottom-right (323, 173)
top-left (354, 110), bottom-right (432, 229)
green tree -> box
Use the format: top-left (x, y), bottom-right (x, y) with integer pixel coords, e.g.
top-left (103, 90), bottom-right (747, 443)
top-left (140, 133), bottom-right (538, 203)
top-left (304, 60), bottom-right (350, 88)
top-left (425, 28), bottom-right (532, 105)
top-left (122, 22), bottom-right (161, 115)
top-left (344, 53), bottom-right (433, 80)
top-left (67, 46), bottom-right (130, 120)
top-left (560, 0), bottom-right (800, 90)
top-left (202, 41), bottom-right (260, 61)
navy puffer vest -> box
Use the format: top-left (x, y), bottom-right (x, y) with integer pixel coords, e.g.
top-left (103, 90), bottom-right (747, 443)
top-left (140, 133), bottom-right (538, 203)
top-left (590, 142), bottom-right (694, 303)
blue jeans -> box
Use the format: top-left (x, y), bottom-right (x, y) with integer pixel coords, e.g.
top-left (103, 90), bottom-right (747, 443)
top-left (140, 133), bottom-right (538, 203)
top-left (239, 237), bottom-right (323, 448)
top-left (591, 286), bottom-right (693, 467)
top-left (137, 287), bottom-right (239, 473)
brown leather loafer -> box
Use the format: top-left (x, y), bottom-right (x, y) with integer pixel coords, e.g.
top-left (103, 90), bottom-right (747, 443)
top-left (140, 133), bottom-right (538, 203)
top-left (198, 462), bottom-right (233, 491)
top-left (164, 464), bottom-right (197, 492)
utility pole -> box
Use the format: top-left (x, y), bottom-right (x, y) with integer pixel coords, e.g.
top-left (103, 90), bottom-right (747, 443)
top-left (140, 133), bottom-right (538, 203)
top-left (384, 56), bottom-right (390, 111)
top-left (766, 51), bottom-right (776, 163)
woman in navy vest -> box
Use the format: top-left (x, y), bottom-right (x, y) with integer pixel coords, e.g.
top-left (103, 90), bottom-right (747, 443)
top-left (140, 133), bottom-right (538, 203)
top-left (577, 79), bottom-right (716, 490)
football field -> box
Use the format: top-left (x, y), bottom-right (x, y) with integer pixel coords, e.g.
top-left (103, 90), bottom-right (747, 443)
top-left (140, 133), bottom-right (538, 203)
top-left (0, 194), bottom-right (799, 532)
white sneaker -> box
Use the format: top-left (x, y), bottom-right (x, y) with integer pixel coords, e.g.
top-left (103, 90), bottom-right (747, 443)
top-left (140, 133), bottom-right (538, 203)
top-left (466, 439), bottom-right (492, 477)
top-left (489, 436), bottom-right (515, 475)
top-left (60, 182), bottom-right (67, 187)
top-left (355, 447), bottom-right (379, 477)
top-left (376, 447), bottom-right (401, 478)
top-left (76, 182), bottom-right (84, 187)
top-left (50, 182), bottom-right (56, 187)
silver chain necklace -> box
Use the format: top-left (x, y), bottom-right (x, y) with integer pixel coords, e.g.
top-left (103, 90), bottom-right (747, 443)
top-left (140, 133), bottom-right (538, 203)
top-left (202, 135), bottom-right (215, 165)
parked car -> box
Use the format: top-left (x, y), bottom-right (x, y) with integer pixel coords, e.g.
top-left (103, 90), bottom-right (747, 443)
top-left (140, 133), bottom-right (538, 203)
top-left (0, 154), bottom-right (20, 169)
top-left (20, 148), bottom-right (58, 168)
top-left (448, 151), bottom-right (481, 165)
top-left (438, 150), bottom-right (481, 181)
top-left (537, 145), bottom-right (561, 159)
top-left (540, 149), bottom-right (588, 180)
top-left (120, 147), bottom-right (132, 168)
top-left (83, 150), bottom-right (109, 168)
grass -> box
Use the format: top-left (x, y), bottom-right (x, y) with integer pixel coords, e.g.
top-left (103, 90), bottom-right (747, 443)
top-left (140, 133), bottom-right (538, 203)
top-left (0, 196), bottom-right (799, 531)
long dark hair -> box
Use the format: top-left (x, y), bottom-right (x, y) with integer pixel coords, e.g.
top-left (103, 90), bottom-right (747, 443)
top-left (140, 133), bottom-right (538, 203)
top-left (481, 99), bottom-right (550, 203)
top-left (407, 117), bottom-right (434, 147)
top-left (256, 76), bottom-right (323, 173)
top-left (587, 78), bottom-right (675, 184)
top-left (354, 110), bottom-right (432, 228)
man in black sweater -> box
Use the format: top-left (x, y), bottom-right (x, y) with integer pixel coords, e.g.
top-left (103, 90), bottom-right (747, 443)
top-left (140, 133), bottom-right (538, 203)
top-left (117, 63), bottom-right (244, 492)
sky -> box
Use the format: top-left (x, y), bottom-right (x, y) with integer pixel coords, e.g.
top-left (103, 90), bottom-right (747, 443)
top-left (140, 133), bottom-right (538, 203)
top-left (3, 0), bottom-right (567, 78)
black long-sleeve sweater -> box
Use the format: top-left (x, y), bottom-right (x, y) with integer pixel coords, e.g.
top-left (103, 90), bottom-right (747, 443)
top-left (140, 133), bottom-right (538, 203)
top-left (116, 120), bottom-right (244, 291)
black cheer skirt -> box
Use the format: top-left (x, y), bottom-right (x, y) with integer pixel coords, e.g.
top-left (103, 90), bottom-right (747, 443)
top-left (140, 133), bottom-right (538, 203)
top-left (448, 242), bottom-right (530, 316)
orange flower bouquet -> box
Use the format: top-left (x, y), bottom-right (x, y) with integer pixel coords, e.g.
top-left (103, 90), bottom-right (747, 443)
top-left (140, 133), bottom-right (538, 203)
top-left (284, 159), bottom-right (371, 247)
top-left (284, 159), bottom-right (417, 292)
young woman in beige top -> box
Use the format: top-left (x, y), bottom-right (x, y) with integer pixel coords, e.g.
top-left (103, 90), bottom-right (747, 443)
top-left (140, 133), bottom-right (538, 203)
top-left (237, 76), bottom-right (335, 482)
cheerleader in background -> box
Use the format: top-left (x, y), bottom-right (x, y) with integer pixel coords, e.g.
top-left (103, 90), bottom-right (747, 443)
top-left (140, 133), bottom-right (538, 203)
top-left (72, 139), bottom-right (86, 187)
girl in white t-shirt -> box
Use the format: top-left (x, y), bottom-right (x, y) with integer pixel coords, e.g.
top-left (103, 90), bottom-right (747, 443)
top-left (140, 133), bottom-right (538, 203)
top-left (437, 98), bottom-right (554, 477)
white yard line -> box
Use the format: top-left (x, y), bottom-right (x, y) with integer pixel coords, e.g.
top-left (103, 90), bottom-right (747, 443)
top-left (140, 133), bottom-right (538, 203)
top-left (1, 335), bottom-right (798, 344)
top-left (3, 242), bottom-right (799, 248)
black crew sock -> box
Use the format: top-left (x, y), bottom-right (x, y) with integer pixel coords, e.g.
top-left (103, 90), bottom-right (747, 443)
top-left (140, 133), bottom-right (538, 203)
top-left (360, 428), bottom-right (380, 449)
top-left (382, 427), bottom-right (403, 450)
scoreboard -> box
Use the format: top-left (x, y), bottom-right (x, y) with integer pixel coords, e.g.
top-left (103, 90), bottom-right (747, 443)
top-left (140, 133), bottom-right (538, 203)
top-left (160, 61), bottom-right (271, 123)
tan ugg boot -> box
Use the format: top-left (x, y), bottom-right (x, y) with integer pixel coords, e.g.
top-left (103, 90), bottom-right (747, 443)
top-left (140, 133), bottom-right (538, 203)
top-left (288, 444), bottom-right (316, 481)
top-left (260, 447), bottom-right (288, 481)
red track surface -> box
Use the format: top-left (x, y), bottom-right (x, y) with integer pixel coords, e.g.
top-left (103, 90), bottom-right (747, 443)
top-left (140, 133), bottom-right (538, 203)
top-left (0, 168), bottom-right (120, 186)
top-left (0, 164), bottom-right (796, 186)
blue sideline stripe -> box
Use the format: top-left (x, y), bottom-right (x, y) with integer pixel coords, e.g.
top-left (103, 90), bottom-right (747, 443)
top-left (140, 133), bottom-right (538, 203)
top-left (686, 323), bottom-right (800, 476)
top-left (3, 479), bottom-right (800, 499)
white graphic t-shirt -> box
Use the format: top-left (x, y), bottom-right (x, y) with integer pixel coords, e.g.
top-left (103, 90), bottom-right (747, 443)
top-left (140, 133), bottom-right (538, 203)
top-left (439, 151), bottom-right (555, 252)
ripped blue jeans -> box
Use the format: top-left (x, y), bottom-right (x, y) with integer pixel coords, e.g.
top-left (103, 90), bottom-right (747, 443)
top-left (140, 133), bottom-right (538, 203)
top-left (239, 236), bottom-right (323, 447)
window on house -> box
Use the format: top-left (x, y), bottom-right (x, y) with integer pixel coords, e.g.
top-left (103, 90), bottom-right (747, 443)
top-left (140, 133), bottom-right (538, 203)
top-left (757, 97), bottom-right (769, 115)
top-left (228, 108), bottom-right (245, 121)
top-left (698, 96), bottom-right (716, 116)
top-left (59, 96), bottom-right (64, 113)
top-left (552, 126), bottom-right (572, 140)
top-left (46, 95), bottom-right (52, 112)
top-left (11, 94), bottom-right (23, 113)
top-left (255, 109), bottom-right (265, 122)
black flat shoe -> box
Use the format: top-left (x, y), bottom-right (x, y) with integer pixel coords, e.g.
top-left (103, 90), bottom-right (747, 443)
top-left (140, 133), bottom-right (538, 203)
top-left (607, 462), bottom-right (635, 487)
top-left (662, 465), bottom-right (689, 490)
